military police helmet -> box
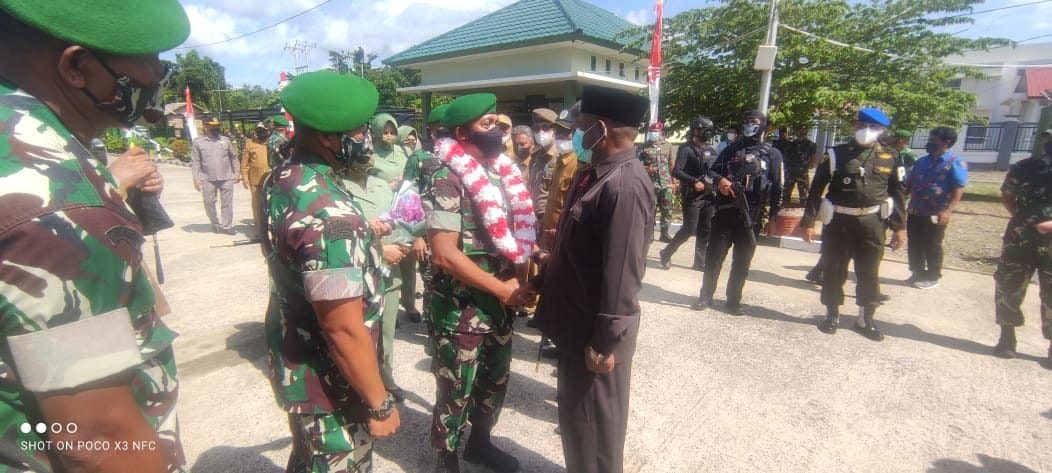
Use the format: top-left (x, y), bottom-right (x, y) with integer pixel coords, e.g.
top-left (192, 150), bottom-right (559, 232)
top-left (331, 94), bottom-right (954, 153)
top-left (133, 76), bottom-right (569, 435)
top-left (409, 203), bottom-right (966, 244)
top-left (691, 116), bottom-right (714, 131)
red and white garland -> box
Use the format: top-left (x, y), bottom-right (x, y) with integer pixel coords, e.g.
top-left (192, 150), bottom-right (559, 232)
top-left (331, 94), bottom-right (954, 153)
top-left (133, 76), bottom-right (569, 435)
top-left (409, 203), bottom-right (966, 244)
top-left (433, 138), bottom-right (536, 264)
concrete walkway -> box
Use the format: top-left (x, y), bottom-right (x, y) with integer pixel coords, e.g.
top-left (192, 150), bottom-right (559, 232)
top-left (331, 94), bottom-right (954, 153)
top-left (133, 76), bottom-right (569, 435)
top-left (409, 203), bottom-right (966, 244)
top-left (154, 164), bottom-right (1051, 473)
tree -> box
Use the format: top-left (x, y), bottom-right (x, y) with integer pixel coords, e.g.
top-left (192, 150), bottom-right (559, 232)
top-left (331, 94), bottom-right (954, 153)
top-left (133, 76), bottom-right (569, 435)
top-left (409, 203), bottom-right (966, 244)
top-left (368, 66), bottom-right (422, 108)
top-left (163, 50), bottom-right (227, 112)
top-left (624, 0), bottom-right (1011, 133)
top-left (223, 85), bottom-right (280, 110)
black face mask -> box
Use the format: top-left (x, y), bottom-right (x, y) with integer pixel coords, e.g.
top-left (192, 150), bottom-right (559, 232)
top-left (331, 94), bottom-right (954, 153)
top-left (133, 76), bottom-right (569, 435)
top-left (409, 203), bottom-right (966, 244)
top-left (337, 132), bottom-right (373, 167)
top-left (925, 142), bottom-right (941, 155)
top-left (255, 130), bottom-right (268, 140)
top-left (81, 57), bottom-right (173, 127)
top-left (468, 127), bottom-right (505, 159)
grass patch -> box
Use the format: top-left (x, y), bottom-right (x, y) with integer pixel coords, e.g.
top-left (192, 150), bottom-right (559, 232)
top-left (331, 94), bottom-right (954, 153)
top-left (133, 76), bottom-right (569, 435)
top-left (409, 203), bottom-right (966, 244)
top-left (964, 182), bottom-right (1002, 203)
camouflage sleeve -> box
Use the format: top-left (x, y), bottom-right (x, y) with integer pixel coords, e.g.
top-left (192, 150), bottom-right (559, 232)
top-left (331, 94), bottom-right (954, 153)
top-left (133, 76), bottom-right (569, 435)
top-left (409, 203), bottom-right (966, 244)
top-left (0, 213), bottom-right (157, 392)
top-left (423, 166), bottom-right (462, 232)
top-left (281, 174), bottom-right (373, 303)
top-left (1001, 163), bottom-right (1021, 196)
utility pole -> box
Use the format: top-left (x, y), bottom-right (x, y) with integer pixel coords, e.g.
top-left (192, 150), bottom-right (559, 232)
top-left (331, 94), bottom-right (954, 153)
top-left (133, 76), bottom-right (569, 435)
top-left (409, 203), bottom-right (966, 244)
top-left (754, 0), bottom-right (780, 114)
top-left (285, 40), bottom-right (317, 74)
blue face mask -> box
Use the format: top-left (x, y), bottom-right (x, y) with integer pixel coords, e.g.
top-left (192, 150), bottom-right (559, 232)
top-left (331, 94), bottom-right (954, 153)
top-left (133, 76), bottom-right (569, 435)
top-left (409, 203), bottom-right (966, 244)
top-left (573, 125), bottom-right (601, 164)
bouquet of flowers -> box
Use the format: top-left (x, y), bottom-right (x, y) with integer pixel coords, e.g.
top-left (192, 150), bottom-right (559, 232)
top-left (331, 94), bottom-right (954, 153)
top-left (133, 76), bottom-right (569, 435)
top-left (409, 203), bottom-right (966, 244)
top-left (379, 181), bottom-right (425, 246)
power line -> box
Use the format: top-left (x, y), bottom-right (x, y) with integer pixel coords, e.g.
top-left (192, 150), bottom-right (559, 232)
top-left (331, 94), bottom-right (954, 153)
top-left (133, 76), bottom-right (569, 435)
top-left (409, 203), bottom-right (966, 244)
top-left (1018, 32), bottom-right (1052, 43)
top-left (176, 0), bottom-right (335, 50)
top-left (936, 0), bottom-right (1052, 21)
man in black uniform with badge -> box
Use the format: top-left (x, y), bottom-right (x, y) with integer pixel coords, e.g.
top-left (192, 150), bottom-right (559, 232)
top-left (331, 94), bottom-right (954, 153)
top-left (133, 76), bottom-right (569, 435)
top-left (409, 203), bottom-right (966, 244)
top-left (802, 107), bottom-right (907, 341)
top-left (690, 110), bottom-right (783, 314)
top-left (660, 116), bottom-right (718, 270)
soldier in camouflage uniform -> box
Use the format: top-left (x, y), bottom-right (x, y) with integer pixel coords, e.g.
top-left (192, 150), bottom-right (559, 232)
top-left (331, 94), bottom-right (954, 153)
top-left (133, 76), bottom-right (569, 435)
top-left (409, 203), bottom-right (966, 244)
top-left (263, 71), bottom-right (400, 472)
top-left (993, 129), bottom-right (1052, 364)
top-left (424, 94), bottom-right (534, 473)
top-left (267, 114), bottom-right (292, 168)
top-left (0, 2), bottom-right (187, 470)
top-left (639, 121), bottom-right (676, 242)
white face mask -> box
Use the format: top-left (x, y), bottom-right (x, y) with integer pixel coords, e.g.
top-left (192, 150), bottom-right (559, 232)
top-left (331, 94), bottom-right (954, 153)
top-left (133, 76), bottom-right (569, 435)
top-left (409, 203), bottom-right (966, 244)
top-left (742, 124), bottom-right (760, 137)
top-left (646, 132), bottom-right (661, 142)
top-left (854, 127), bottom-right (883, 147)
top-left (502, 134), bottom-right (511, 145)
top-left (555, 139), bottom-right (573, 155)
top-left (534, 130), bottom-right (554, 147)
top-left (726, 133), bottom-right (738, 141)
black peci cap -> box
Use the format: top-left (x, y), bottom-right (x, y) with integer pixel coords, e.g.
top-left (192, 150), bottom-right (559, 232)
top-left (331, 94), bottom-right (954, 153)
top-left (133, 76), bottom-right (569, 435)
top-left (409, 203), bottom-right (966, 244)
top-left (580, 85), bottom-right (649, 127)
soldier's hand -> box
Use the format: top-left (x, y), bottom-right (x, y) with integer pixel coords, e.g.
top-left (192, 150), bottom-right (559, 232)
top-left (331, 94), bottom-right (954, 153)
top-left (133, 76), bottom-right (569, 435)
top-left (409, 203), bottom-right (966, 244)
top-left (718, 177), bottom-right (735, 197)
top-left (497, 278), bottom-right (522, 306)
top-left (369, 219), bottom-right (393, 237)
top-left (382, 244), bottom-right (409, 265)
top-left (937, 211), bottom-right (952, 226)
top-left (412, 237), bottom-right (428, 261)
top-left (1037, 221), bottom-right (1052, 235)
top-left (241, 177), bottom-right (249, 189)
top-left (140, 171), bottom-right (164, 195)
top-left (584, 346), bottom-right (615, 374)
top-left (693, 181), bottom-right (705, 192)
top-left (109, 147), bottom-right (156, 196)
top-left (889, 229), bottom-right (906, 251)
top-left (802, 226), bottom-right (815, 243)
top-left (367, 409), bottom-right (400, 438)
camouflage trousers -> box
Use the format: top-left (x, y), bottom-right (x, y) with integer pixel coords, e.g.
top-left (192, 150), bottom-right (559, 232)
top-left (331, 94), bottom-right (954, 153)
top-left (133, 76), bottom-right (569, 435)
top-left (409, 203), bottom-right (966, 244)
top-left (994, 227), bottom-right (1052, 340)
top-left (430, 325), bottom-right (512, 452)
top-left (286, 412), bottom-right (374, 473)
top-left (655, 185), bottom-right (674, 234)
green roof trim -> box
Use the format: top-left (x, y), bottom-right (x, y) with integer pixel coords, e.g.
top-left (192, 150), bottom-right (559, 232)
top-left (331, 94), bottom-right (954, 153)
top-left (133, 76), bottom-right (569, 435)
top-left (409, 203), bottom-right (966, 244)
top-left (384, 0), bottom-right (639, 67)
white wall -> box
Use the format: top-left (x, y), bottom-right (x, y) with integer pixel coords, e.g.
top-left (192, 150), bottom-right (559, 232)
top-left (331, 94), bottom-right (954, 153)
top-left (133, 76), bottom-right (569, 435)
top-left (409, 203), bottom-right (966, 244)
top-left (946, 42), bottom-right (1052, 123)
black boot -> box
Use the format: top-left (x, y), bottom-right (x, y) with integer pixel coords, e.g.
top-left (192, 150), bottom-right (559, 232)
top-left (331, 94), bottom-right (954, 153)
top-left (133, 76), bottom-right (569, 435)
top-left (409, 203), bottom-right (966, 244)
top-left (853, 306), bottom-right (884, 342)
top-left (690, 297), bottom-right (711, 311)
top-left (818, 307), bottom-right (839, 334)
top-left (993, 325), bottom-right (1017, 359)
top-left (659, 248), bottom-right (672, 270)
top-left (463, 425), bottom-right (520, 472)
top-left (435, 451), bottom-right (460, 473)
top-left (805, 269), bottom-right (823, 285)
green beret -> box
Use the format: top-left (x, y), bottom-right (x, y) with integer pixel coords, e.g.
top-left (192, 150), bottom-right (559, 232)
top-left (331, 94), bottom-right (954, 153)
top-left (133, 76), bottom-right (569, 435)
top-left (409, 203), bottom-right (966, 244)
top-left (0, 0), bottom-right (190, 55)
top-left (428, 104), bottom-right (450, 125)
top-left (280, 71), bottom-right (378, 133)
top-left (894, 130), bottom-right (913, 139)
top-left (441, 93), bottom-right (497, 128)
top-left (270, 115), bottom-right (290, 127)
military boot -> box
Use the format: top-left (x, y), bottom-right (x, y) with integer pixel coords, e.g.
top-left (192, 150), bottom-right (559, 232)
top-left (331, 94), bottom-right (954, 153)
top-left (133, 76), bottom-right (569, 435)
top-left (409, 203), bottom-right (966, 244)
top-left (659, 248), bottom-right (672, 270)
top-left (463, 425), bottom-right (520, 473)
top-left (853, 306), bottom-right (884, 342)
top-left (435, 451), bottom-right (460, 473)
top-left (818, 307), bottom-right (839, 334)
top-left (993, 325), bottom-right (1017, 359)
top-left (659, 230), bottom-right (673, 243)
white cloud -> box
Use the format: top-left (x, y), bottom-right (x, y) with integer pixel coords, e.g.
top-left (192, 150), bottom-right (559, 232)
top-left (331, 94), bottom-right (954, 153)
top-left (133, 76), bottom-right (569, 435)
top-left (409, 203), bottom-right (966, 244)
top-left (624, 8), bottom-right (652, 25)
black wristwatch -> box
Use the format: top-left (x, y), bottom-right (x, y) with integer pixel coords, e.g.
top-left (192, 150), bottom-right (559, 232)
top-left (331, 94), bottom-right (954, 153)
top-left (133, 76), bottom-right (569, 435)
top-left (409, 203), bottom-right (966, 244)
top-left (367, 393), bottom-right (396, 420)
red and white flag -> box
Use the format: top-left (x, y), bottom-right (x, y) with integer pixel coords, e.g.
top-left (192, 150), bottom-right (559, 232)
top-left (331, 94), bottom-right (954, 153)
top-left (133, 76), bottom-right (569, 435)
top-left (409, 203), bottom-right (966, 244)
top-left (647, 0), bottom-right (664, 126)
top-left (184, 86), bottom-right (197, 141)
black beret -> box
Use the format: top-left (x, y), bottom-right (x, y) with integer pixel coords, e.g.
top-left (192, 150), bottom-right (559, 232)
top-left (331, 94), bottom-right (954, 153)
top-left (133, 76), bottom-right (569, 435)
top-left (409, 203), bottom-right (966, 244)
top-left (580, 85), bottom-right (648, 127)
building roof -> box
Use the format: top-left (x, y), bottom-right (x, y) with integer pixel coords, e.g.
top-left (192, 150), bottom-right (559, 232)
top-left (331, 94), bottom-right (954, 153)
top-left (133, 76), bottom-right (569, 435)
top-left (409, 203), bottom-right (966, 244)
top-left (384, 0), bottom-right (640, 67)
top-left (1023, 67), bottom-right (1052, 98)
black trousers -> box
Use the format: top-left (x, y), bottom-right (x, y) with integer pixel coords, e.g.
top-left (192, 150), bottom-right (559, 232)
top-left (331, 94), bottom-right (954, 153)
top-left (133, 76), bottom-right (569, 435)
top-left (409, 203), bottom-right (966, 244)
top-left (906, 214), bottom-right (946, 280)
top-left (558, 350), bottom-right (634, 473)
top-left (821, 213), bottom-right (885, 308)
top-left (783, 167), bottom-right (809, 205)
top-left (699, 208), bottom-right (757, 305)
top-left (663, 194), bottom-right (713, 266)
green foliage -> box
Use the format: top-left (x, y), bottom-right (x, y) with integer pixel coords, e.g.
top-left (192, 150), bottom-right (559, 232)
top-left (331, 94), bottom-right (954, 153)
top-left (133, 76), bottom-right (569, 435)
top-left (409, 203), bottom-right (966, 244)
top-left (153, 137), bottom-right (169, 148)
top-left (168, 138), bottom-right (191, 162)
top-left (623, 0), bottom-right (1011, 133)
top-left (368, 66), bottom-right (422, 108)
top-left (163, 50), bottom-right (227, 112)
top-left (223, 85), bottom-right (281, 110)
top-left (102, 129), bottom-right (127, 153)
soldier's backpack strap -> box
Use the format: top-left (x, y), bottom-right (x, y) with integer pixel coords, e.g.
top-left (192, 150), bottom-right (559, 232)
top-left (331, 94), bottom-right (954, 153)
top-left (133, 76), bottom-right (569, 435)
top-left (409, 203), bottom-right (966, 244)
top-left (827, 147), bottom-right (838, 175)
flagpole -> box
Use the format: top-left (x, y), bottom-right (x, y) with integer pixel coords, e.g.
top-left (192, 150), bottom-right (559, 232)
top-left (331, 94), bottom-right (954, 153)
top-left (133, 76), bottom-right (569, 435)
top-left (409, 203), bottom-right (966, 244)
top-left (647, 0), bottom-right (664, 126)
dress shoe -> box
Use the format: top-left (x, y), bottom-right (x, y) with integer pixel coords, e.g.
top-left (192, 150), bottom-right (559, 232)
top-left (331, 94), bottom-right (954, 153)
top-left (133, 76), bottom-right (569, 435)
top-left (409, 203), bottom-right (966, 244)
top-left (725, 302), bottom-right (745, 316)
top-left (659, 250), bottom-right (672, 270)
top-left (818, 309), bottom-right (839, 334)
top-left (853, 306), bottom-right (884, 342)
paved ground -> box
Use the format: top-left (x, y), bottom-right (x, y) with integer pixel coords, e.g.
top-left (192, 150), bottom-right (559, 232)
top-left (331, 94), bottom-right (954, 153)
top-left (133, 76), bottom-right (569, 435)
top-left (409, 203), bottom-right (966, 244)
top-left (154, 163), bottom-right (1051, 473)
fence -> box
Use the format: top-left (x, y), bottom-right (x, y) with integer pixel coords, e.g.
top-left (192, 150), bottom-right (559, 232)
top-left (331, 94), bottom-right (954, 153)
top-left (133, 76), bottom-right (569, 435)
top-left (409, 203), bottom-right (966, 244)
top-left (909, 122), bottom-right (1039, 154)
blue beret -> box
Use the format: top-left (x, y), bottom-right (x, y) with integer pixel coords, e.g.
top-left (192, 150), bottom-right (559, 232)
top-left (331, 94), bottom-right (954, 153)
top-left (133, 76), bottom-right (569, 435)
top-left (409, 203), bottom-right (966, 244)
top-left (857, 107), bottom-right (891, 127)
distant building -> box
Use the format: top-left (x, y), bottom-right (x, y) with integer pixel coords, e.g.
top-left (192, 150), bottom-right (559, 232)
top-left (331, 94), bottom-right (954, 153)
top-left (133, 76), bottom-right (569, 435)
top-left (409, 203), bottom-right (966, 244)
top-left (384, 0), bottom-right (647, 122)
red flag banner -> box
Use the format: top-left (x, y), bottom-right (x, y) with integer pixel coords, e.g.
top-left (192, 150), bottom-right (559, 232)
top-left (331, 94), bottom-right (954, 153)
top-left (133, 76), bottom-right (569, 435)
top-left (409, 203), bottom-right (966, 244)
top-left (647, 0), bottom-right (664, 125)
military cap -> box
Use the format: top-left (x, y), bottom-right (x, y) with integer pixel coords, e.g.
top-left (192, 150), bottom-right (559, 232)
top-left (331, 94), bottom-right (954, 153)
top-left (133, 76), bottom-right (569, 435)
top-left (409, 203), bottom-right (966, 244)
top-left (555, 102), bottom-right (580, 130)
top-left (255, 121), bottom-right (266, 129)
top-left (857, 107), bottom-right (891, 128)
top-left (893, 129), bottom-right (913, 139)
top-left (442, 93), bottom-right (497, 128)
top-left (532, 108), bottom-right (557, 124)
top-left (280, 71), bottom-right (379, 133)
top-left (270, 115), bottom-right (290, 127)
top-left (0, 0), bottom-right (190, 55)
top-left (427, 104), bottom-right (450, 125)
top-left (580, 85), bottom-right (648, 126)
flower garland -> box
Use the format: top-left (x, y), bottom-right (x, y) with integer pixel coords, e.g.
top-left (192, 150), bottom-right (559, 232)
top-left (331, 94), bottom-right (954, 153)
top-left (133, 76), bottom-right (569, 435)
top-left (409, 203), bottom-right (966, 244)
top-left (433, 138), bottom-right (536, 264)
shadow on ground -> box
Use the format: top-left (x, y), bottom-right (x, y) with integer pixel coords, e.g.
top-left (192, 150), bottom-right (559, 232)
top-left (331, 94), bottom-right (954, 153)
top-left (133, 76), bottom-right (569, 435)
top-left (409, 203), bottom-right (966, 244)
top-left (928, 454), bottom-right (1039, 473)
top-left (190, 437), bottom-right (289, 473)
top-left (180, 223), bottom-right (254, 236)
top-left (374, 391), bottom-right (564, 472)
top-left (227, 322), bottom-right (269, 376)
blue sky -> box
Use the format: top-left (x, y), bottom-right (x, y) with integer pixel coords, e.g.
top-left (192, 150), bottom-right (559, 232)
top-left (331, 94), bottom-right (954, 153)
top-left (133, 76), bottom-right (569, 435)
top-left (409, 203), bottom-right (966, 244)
top-left (161, 0), bottom-right (1052, 89)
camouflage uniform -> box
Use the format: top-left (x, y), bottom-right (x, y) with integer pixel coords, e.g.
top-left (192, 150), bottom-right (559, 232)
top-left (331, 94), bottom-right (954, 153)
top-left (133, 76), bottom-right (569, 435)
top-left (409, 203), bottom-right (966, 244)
top-left (0, 82), bottom-right (184, 471)
top-left (639, 141), bottom-right (675, 236)
top-left (422, 164), bottom-right (515, 453)
top-left (994, 154), bottom-right (1052, 341)
top-left (267, 131), bottom-right (290, 169)
top-left (263, 155), bottom-right (386, 472)
top-left (404, 147), bottom-right (444, 333)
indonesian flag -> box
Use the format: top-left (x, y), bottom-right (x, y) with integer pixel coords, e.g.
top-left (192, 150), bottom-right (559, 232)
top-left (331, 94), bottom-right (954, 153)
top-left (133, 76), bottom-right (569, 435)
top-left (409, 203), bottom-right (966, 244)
top-left (184, 86), bottom-right (197, 141)
top-left (647, 0), bottom-right (664, 126)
